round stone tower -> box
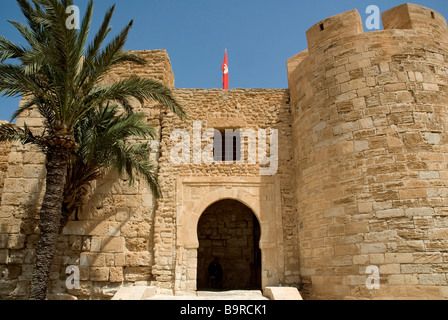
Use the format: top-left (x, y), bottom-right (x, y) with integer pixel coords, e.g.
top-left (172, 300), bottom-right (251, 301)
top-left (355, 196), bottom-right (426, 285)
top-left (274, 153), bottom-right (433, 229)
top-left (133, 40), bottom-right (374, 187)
top-left (287, 3), bottom-right (448, 299)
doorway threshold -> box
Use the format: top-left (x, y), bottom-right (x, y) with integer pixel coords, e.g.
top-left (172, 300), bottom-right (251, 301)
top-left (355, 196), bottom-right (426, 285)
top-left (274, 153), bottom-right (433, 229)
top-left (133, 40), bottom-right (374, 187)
top-left (146, 290), bottom-right (269, 300)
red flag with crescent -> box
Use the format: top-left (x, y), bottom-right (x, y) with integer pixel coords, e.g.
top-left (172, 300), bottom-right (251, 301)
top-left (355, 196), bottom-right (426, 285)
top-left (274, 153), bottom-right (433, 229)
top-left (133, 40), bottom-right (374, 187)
top-left (221, 49), bottom-right (229, 90)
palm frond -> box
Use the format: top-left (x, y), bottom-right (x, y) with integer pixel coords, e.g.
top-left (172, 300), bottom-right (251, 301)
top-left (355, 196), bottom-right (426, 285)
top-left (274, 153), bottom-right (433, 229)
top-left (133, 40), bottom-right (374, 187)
top-left (7, 20), bottom-right (39, 48)
top-left (0, 122), bottom-right (45, 149)
top-left (16, 0), bottom-right (45, 35)
top-left (1, 0), bottom-right (187, 221)
top-left (0, 36), bottom-right (26, 62)
top-left (63, 105), bottom-right (161, 218)
top-left (73, 0), bottom-right (93, 63)
top-left (70, 20), bottom-right (136, 124)
top-left (0, 63), bottom-right (55, 104)
top-left (75, 104), bottom-right (156, 163)
top-left (79, 77), bottom-right (186, 123)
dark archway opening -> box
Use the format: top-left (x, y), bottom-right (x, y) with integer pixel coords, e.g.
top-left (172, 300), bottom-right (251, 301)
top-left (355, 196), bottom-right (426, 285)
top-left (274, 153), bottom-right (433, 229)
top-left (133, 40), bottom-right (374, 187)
top-left (197, 199), bottom-right (261, 291)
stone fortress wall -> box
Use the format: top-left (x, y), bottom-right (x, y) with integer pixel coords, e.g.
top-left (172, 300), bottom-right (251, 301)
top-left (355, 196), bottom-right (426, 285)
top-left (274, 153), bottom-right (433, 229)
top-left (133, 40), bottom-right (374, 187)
top-left (287, 3), bottom-right (448, 299)
top-left (0, 51), bottom-right (174, 299)
top-left (0, 49), bottom-right (298, 299)
top-left (154, 87), bottom-right (295, 293)
top-left (0, 3), bottom-right (447, 300)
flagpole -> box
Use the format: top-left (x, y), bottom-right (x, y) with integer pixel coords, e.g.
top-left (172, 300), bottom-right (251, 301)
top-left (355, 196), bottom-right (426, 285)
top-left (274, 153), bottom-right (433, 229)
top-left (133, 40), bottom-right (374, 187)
top-left (222, 49), bottom-right (229, 90)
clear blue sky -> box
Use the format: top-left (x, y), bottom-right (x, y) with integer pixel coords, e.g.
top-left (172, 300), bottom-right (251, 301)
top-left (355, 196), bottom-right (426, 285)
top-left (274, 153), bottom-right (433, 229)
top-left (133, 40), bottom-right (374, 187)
top-left (0, 0), bottom-right (447, 121)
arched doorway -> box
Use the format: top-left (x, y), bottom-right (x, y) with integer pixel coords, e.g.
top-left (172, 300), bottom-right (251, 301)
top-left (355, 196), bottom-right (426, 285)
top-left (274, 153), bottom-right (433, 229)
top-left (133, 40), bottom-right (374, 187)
top-left (174, 177), bottom-right (284, 293)
top-left (196, 199), bottom-right (262, 291)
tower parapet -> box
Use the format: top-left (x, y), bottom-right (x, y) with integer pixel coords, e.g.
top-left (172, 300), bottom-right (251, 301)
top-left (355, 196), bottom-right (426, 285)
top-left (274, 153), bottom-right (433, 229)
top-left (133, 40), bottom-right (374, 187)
top-left (382, 3), bottom-right (448, 38)
top-left (306, 9), bottom-right (363, 51)
top-left (288, 3), bottom-right (448, 300)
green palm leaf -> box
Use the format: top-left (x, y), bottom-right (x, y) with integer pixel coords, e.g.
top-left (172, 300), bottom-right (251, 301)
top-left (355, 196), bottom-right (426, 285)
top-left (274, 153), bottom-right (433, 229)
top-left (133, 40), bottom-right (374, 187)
top-left (60, 105), bottom-right (161, 230)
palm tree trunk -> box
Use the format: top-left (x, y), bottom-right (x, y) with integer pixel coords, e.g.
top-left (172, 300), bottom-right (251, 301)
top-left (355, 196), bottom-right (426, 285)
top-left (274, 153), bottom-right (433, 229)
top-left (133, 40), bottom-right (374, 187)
top-left (29, 146), bottom-right (70, 300)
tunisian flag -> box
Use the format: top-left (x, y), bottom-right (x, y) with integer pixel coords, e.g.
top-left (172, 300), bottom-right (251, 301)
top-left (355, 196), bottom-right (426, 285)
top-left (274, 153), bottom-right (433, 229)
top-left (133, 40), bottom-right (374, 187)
top-left (221, 49), bottom-right (229, 90)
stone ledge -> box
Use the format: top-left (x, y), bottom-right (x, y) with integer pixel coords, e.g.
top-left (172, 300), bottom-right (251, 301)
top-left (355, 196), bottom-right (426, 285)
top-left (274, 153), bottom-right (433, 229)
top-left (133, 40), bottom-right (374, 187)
top-left (263, 287), bottom-right (303, 300)
top-left (47, 293), bottom-right (78, 300)
top-left (112, 286), bottom-right (157, 300)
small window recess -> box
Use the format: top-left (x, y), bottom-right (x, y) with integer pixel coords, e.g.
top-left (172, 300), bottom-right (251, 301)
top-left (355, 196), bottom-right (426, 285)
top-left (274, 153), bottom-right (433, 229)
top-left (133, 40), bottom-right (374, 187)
top-left (320, 23), bottom-right (325, 31)
top-left (431, 11), bottom-right (435, 19)
top-left (213, 129), bottom-right (241, 162)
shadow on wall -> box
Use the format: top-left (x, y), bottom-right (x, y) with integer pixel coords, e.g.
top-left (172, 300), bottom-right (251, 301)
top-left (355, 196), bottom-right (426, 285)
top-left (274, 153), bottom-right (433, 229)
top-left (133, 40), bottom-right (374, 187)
top-left (0, 163), bottom-right (46, 299)
top-left (196, 199), bottom-right (261, 291)
top-left (56, 170), bottom-right (155, 298)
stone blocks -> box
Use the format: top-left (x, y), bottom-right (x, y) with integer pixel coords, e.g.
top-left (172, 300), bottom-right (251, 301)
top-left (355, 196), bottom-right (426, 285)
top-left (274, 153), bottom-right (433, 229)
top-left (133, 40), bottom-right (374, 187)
top-left (1, 4), bottom-right (448, 301)
top-left (263, 287), bottom-right (303, 300)
top-left (288, 3), bottom-right (448, 300)
top-left (112, 286), bottom-right (157, 300)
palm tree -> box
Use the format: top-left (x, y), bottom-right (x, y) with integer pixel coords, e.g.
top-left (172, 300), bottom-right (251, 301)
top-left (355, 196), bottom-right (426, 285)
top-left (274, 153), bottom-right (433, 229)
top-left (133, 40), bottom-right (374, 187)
top-left (59, 104), bottom-right (161, 233)
top-left (0, 0), bottom-right (186, 300)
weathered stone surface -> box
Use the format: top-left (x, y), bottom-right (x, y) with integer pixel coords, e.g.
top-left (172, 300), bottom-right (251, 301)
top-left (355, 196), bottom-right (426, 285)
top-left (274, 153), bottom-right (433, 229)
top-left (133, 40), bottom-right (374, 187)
top-left (288, 3), bottom-right (448, 300)
top-left (112, 286), bottom-right (157, 300)
top-left (1, 4), bottom-right (448, 301)
top-left (263, 287), bottom-right (303, 300)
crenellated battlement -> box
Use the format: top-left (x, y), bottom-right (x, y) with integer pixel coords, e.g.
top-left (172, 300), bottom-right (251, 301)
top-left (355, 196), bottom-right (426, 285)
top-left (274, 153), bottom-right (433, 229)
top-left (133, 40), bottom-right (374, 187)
top-left (304, 3), bottom-right (448, 52)
top-left (382, 3), bottom-right (448, 36)
top-left (287, 2), bottom-right (448, 300)
top-left (305, 9), bottom-right (363, 50)
top-left (1, 2), bottom-right (448, 301)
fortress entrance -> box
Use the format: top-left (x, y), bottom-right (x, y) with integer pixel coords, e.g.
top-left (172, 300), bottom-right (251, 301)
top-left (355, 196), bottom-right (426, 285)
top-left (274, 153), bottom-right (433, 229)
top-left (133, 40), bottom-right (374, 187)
top-left (196, 200), bottom-right (261, 291)
top-left (174, 177), bottom-right (283, 293)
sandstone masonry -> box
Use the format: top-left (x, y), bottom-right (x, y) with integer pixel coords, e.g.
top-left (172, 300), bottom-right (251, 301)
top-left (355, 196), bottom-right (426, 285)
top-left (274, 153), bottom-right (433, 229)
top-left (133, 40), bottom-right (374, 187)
top-left (0, 3), bottom-right (447, 300)
top-left (287, 3), bottom-right (448, 299)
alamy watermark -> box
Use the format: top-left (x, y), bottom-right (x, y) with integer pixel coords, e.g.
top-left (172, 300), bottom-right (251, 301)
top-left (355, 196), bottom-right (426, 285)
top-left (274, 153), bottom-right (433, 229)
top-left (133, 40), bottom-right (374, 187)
top-left (62, 3), bottom-right (383, 177)
top-left (170, 121), bottom-right (278, 176)
top-left (64, 5), bottom-right (383, 31)
top-left (65, 265), bottom-right (80, 290)
top-left (65, 5), bottom-right (80, 30)
top-left (366, 5), bottom-right (381, 30)
top-left (365, 265), bottom-right (380, 290)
